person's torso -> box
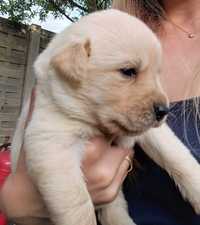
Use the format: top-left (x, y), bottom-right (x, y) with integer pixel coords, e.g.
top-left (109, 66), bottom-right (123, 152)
top-left (124, 97), bottom-right (200, 225)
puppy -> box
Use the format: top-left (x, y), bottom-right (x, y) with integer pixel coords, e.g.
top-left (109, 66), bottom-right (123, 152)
top-left (12, 9), bottom-right (200, 225)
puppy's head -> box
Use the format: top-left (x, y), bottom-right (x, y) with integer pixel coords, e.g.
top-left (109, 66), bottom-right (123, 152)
top-left (45, 10), bottom-right (169, 136)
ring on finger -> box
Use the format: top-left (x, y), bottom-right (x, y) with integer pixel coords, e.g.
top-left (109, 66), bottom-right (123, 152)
top-left (124, 155), bottom-right (133, 173)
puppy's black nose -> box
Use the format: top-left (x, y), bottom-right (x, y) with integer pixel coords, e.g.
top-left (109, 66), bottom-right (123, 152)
top-left (153, 104), bottom-right (169, 122)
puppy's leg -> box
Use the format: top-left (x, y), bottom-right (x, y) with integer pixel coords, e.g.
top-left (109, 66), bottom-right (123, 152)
top-left (139, 123), bottom-right (200, 214)
top-left (24, 135), bottom-right (96, 225)
top-left (98, 190), bottom-right (136, 225)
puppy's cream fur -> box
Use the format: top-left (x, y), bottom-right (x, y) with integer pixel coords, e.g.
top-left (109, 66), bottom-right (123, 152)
top-left (12, 9), bottom-right (200, 225)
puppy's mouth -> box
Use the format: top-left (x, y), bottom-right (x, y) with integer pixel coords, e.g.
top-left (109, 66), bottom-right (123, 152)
top-left (96, 110), bottom-right (167, 137)
top-left (107, 119), bottom-right (152, 136)
top-left (107, 112), bottom-right (167, 136)
top-left (111, 120), bottom-right (139, 135)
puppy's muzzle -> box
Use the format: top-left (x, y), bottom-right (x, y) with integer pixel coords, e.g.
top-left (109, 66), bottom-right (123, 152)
top-left (153, 103), bottom-right (169, 122)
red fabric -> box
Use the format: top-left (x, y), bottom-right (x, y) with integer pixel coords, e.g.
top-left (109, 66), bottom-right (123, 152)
top-left (0, 213), bottom-right (7, 225)
top-left (0, 151), bottom-right (11, 188)
top-left (0, 150), bottom-right (11, 225)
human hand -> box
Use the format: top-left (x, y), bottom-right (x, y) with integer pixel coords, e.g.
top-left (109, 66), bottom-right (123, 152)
top-left (82, 136), bottom-right (134, 205)
top-left (0, 137), bottom-right (133, 223)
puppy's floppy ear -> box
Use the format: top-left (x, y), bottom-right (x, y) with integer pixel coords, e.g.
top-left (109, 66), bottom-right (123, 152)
top-left (50, 39), bottom-right (91, 86)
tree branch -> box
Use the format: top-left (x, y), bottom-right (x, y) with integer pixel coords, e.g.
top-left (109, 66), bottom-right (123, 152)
top-left (48, 0), bottom-right (74, 22)
top-left (97, 0), bottom-right (105, 9)
top-left (59, 0), bottom-right (88, 12)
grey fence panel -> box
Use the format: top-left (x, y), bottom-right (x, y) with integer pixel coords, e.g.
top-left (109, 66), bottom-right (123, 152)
top-left (0, 17), bottom-right (55, 144)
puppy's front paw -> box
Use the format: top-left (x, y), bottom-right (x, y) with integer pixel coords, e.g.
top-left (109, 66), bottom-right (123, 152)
top-left (192, 199), bottom-right (200, 214)
top-left (184, 183), bottom-right (200, 214)
top-left (181, 185), bottom-right (200, 214)
top-left (175, 165), bottom-right (200, 214)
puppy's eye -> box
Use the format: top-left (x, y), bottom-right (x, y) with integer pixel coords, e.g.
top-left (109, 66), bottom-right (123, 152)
top-left (120, 68), bottom-right (137, 78)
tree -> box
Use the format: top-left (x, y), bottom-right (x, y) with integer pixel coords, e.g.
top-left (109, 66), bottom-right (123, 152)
top-left (0, 0), bottom-right (112, 23)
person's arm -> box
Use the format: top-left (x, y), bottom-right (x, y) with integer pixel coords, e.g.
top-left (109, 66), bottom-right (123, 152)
top-left (0, 136), bottom-right (133, 219)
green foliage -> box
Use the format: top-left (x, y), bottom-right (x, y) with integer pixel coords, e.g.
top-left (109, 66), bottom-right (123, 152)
top-left (0, 0), bottom-right (112, 23)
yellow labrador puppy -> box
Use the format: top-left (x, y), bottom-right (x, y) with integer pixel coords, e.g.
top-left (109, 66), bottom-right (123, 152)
top-left (12, 9), bottom-right (200, 225)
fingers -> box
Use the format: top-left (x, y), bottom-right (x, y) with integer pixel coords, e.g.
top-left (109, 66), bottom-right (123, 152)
top-left (83, 137), bottom-right (133, 188)
top-left (82, 136), bottom-right (134, 205)
top-left (82, 136), bottom-right (110, 164)
top-left (91, 153), bottom-right (134, 205)
top-left (83, 136), bottom-right (133, 169)
top-left (115, 154), bottom-right (134, 185)
top-left (100, 145), bottom-right (133, 174)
